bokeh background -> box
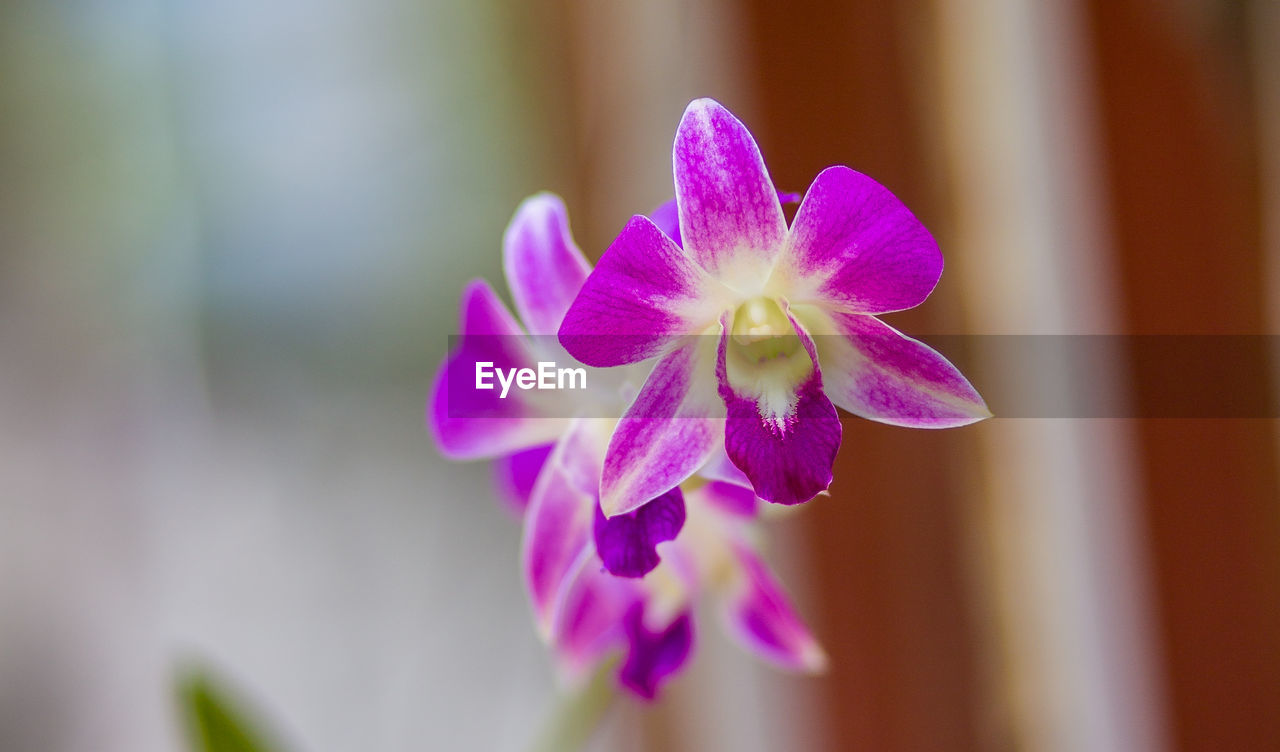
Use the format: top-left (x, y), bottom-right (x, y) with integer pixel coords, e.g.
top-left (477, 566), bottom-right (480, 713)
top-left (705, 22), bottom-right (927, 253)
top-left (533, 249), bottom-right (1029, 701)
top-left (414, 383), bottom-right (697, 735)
top-left (3, 1), bottom-right (1279, 750)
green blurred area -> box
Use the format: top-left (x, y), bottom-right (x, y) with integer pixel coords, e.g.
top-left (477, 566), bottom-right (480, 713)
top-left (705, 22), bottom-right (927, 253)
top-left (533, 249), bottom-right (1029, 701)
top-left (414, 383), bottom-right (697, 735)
top-left (178, 669), bottom-right (287, 752)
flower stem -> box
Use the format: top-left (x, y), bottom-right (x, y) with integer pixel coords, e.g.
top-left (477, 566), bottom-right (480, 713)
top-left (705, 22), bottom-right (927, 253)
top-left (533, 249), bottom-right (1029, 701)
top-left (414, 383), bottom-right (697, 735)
top-left (530, 662), bottom-right (618, 752)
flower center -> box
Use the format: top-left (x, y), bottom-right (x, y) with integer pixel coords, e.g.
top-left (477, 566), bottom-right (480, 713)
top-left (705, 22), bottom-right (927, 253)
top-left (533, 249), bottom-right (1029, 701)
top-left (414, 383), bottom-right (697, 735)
top-left (730, 297), bottom-right (800, 363)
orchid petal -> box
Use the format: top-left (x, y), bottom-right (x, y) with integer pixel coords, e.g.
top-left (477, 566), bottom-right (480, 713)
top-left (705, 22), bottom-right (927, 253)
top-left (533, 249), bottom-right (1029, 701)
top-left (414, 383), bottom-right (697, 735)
top-left (548, 549), bottom-right (641, 683)
top-left (698, 480), bottom-right (759, 519)
top-left (429, 281), bottom-right (565, 459)
top-left (503, 193), bottom-right (592, 336)
top-left (594, 486), bottom-right (686, 578)
top-left (492, 443), bottom-right (553, 512)
top-left (648, 198), bottom-right (682, 247)
top-left (619, 604), bottom-right (694, 700)
top-left (559, 216), bottom-right (724, 367)
top-left (717, 314), bottom-right (842, 504)
top-left (803, 308), bottom-right (990, 427)
top-left (722, 542), bottom-right (827, 672)
top-left (601, 338), bottom-right (724, 517)
top-left (521, 419), bottom-right (610, 637)
top-left (653, 190), bottom-right (799, 250)
top-left (778, 166), bottom-right (942, 314)
top-left (674, 99), bottom-right (787, 284)
top-left (697, 444), bottom-right (753, 489)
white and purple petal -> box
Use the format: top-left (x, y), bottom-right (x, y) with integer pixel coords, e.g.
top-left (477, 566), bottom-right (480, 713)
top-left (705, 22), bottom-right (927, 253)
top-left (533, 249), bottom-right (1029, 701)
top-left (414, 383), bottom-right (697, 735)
top-left (697, 444), bottom-right (754, 489)
top-left (648, 198), bottom-right (682, 247)
top-left (802, 308), bottom-right (990, 427)
top-left (429, 280), bottom-right (565, 459)
top-left (722, 542), bottom-right (827, 673)
top-left (548, 549), bottom-right (642, 683)
top-left (559, 216), bottom-right (725, 367)
top-left (594, 486), bottom-right (686, 578)
top-left (674, 99), bottom-right (788, 285)
top-left (777, 166), bottom-right (942, 314)
top-left (521, 420), bottom-right (609, 637)
top-left (653, 190), bottom-right (800, 250)
top-left (503, 192), bottom-right (592, 336)
top-left (600, 338), bottom-right (724, 517)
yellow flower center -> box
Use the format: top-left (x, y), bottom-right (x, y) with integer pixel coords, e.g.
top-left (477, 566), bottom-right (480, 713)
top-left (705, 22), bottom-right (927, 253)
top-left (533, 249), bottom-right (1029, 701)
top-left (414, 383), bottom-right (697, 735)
top-left (730, 297), bottom-right (800, 363)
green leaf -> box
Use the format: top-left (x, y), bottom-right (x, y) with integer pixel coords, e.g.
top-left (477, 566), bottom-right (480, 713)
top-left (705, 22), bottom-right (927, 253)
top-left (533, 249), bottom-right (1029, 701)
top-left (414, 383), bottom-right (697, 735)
top-left (176, 667), bottom-right (289, 752)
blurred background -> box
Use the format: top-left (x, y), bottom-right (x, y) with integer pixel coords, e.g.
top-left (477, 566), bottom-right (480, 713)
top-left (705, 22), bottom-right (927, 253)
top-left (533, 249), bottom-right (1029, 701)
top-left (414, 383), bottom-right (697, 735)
top-left (2, 0), bottom-right (1278, 750)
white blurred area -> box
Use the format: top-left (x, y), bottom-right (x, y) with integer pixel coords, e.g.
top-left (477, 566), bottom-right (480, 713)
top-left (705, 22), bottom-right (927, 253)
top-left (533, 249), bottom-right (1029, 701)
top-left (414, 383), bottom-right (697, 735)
top-left (0, 0), bottom-right (556, 749)
top-left (0, 1), bottom-right (812, 751)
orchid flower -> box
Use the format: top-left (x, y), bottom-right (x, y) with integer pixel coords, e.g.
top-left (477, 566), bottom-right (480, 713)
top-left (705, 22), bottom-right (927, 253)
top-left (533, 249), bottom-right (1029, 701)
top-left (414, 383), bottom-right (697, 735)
top-left (429, 193), bottom-right (823, 699)
top-left (558, 98), bottom-right (989, 513)
top-left (532, 424), bottom-right (826, 698)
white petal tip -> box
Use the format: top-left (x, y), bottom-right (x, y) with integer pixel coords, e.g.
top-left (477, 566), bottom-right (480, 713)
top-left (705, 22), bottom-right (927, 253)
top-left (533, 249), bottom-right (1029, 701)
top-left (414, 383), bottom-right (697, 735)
top-left (599, 490), bottom-right (643, 519)
top-left (799, 643), bottom-right (830, 674)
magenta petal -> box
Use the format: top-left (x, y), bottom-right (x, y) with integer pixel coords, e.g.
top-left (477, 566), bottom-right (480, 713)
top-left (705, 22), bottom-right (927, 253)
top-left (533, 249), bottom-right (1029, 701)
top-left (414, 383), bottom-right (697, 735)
top-left (559, 216), bottom-right (717, 367)
top-left (521, 421), bottom-right (606, 636)
top-left (428, 281), bottom-right (563, 459)
top-left (492, 443), bottom-right (553, 513)
top-left (594, 486), bottom-right (686, 578)
top-left (619, 604), bottom-right (694, 700)
top-left (600, 340), bottom-right (723, 516)
top-left (503, 193), bottom-right (592, 336)
top-left (817, 312), bottom-right (990, 427)
top-left (717, 326), bottom-right (841, 504)
top-left (698, 480), bottom-right (759, 518)
top-left (648, 198), bottom-right (682, 247)
top-left (722, 377), bottom-right (840, 504)
top-left (549, 550), bottom-right (641, 681)
top-left (674, 99), bottom-right (787, 278)
top-left (783, 166), bottom-right (942, 314)
top-left (722, 542), bottom-right (826, 672)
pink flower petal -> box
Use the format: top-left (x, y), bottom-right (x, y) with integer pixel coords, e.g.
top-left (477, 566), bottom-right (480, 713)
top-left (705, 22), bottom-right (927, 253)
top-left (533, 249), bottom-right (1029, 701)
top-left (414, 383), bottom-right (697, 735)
top-left (697, 444), bottom-right (753, 488)
top-left (652, 190), bottom-right (799, 250)
top-left (698, 480), bottom-right (759, 519)
top-left (521, 419), bottom-right (609, 637)
top-left (674, 99), bottom-right (787, 282)
top-left (780, 166), bottom-right (942, 314)
top-left (492, 443), bottom-right (553, 513)
top-left (600, 339), bottom-right (724, 517)
top-left (648, 198), bottom-right (682, 247)
top-left (619, 604), bottom-right (694, 700)
top-left (559, 215), bottom-right (723, 367)
top-left (805, 309), bottom-right (990, 427)
top-left (716, 313), bottom-right (842, 504)
top-left (503, 193), bottom-right (592, 336)
top-left (722, 541), bottom-right (827, 672)
top-left (548, 549), bottom-right (641, 683)
top-left (594, 486), bottom-right (686, 578)
top-left (428, 280), bottom-right (565, 459)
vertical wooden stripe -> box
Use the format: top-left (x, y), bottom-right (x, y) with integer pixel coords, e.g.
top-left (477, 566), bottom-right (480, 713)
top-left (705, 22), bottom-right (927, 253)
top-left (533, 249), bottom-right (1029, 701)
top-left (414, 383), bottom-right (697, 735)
top-left (742, 2), bottom-right (985, 750)
top-left (1084, 1), bottom-right (1280, 749)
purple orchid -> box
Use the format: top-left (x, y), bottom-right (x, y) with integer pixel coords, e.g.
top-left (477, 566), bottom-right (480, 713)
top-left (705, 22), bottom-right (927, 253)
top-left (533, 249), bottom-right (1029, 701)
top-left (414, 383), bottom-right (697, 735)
top-left (429, 193), bottom-right (824, 700)
top-left (537, 453), bottom-right (827, 696)
top-left (559, 98), bottom-right (989, 513)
